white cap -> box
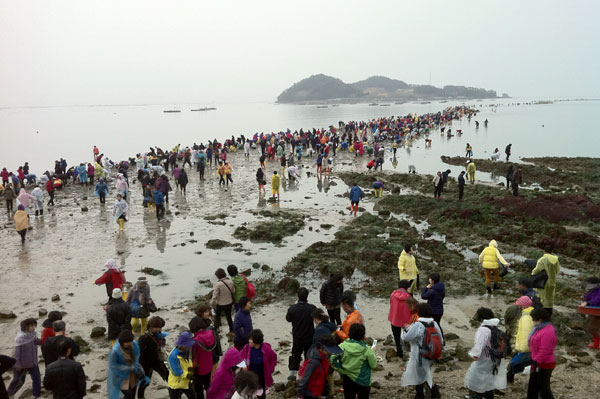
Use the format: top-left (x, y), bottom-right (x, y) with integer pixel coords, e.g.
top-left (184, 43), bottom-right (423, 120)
top-left (112, 288), bottom-right (122, 299)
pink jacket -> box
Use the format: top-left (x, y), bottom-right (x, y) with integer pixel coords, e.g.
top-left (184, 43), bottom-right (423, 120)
top-left (240, 342), bottom-right (278, 388)
top-left (193, 330), bottom-right (216, 375)
top-left (207, 347), bottom-right (242, 399)
top-left (529, 323), bottom-right (557, 366)
top-left (388, 288), bottom-right (412, 327)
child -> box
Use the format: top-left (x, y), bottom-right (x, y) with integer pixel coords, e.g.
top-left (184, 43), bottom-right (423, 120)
top-left (233, 370), bottom-right (262, 399)
top-left (168, 332), bottom-right (195, 398)
top-left (240, 329), bottom-right (278, 399)
top-left (581, 277), bottom-right (600, 349)
top-left (508, 296), bottom-right (534, 383)
top-left (6, 318), bottom-right (42, 399)
top-left (464, 307), bottom-right (507, 398)
top-left (388, 280), bottom-right (413, 358)
top-left (296, 335), bottom-right (341, 399)
top-left (190, 317), bottom-right (217, 398)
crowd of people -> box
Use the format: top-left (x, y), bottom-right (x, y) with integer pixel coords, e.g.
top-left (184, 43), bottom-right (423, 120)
top-left (1, 238), bottom-right (598, 399)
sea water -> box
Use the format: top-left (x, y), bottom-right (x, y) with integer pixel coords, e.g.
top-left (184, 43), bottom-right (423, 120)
top-left (0, 98), bottom-right (598, 178)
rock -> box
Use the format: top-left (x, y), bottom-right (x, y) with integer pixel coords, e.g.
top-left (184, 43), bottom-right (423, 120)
top-left (0, 310), bottom-right (17, 319)
top-left (435, 365), bottom-right (448, 372)
top-left (141, 267), bottom-right (163, 276)
top-left (277, 277), bottom-right (300, 294)
top-left (385, 348), bottom-right (398, 362)
top-left (383, 334), bottom-right (394, 346)
top-left (371, 381), bottom-right (381, 389)
top-left (194, 251), bottom-right (203, 255)
top-left (261, 264), bottom-right (272, 272)
top-left (577, 355), bottom-right (593, 365)
top-left (86, 319), bottom-right (95, 324)
top-left (378, 210), bottom-right (390, 217)
top-left (273, 383), bottom-right (286, 392)
top-left (190, 232), bottom-right (194, 236)
top-left (455, 344), bottom-right (471, 362)
top-left (90, 326), bottom-right (106, 338)
top-left (38, 308), bottom-right (48, 317)
top-left (283, 385), bottom-right (296, 398)
top-left (205, 239), bottom-right (232, 249)
top-left (445, 332), bottom-right (460, 341)
top-left (278, 340), bottom-right (291, 348)
top-left (81, 206), bottom-right (88, 212)
top-left (89, 384), bottom-right (101, 393)
top-left (320, 224), bottom-right (333, 229)
top-left (252, 262), bottom-right (260, 269)
top-left (51, 294), bottom-right (60, 302)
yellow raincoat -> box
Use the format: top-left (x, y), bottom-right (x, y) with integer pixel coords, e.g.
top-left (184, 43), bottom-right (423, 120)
top-left (14, 209), bottom-right (29, 231)
top-left (515, 307), bottom-right (534, 352)
top-left (479, 240), bottom-right (509, 269)
top-left (398, 250), bottom-right (418, 293)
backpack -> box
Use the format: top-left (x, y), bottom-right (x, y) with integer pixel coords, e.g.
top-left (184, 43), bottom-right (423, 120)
top-left (241, 274), bottom-right (256, 300)
top-left (418, 321), bottom-right (443, 361)
top-left (485, 325), bottom-right (512, 374)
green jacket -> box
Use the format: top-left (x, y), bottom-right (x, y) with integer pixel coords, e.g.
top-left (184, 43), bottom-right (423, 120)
top-left (332, 339), bottom-right (377, 387)
top-left (532, 254), bottom-right (560, 308)
top-left (231, 275), bottom-right (247, 303)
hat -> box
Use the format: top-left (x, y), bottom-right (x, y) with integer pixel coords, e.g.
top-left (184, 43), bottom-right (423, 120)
top-left (104, 259), bottom-right (119, 270)
top-left (175, 332), bottom-right (196, 348)
top-left (137, 276), bottom-right (147, 282)
top-left (236, 359), bottom-right (247, 368)
top-left (515, 296), bottom-right (533, 309)
top-left (320, 342), bottom-right (342, 355)
top-left (112, 288), bottom-right (123, 299)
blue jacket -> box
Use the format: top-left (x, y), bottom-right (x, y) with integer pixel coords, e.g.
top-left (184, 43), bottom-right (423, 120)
top-left (421, 282), bottom-right (445, 315)
top-left (153, 190), bottom-right (165, 205)
top-left (313, 321), bottom-right (338, 344)
top-left (233, 309), bottom-right (253, 345)
top-left (349, 186), bottom-right (364, 202)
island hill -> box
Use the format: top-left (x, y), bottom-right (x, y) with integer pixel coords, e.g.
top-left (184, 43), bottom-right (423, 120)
top-left (276, 74), bottom-right (506, 104)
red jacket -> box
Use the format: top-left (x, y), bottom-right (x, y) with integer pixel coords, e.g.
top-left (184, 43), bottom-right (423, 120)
top-left (95, 269), bottom-right (126, 297)
top-left (529, 323), bottom-right (557, 368)
top-left (46, 180), bottom-right (54, 193)
top-left (1, 169), bottom-right (8, 180)
top-left (388, 288), bottom-right (412, 327)
top-left (297, 346), bottom-right (330, 398)
top-left (40, 326), bottom-right (55, 345)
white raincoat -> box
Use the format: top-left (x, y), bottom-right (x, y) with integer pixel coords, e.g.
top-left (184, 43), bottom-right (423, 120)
top-left (113, 198), bottom-right (128, 220)
top-left (464, 318), bottom-right (507, 393)
top-left (401, 317), bottom-right (444, 388)
top-left (31, 187), bottom-right (44, 211)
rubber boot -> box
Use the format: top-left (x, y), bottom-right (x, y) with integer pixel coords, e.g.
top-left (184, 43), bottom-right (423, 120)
top-left (487, 286), bottom-right (492, 294)
top-left (588, 337), bottom-right (600, 349)
top-left (35, 210), bottom-right (39, 216)
top-left (118, 218), bottom-right (125, 231)
top-left (40, 209), bottom-right (43, 216)
top-left (354, 205), bottom-right (358, 217)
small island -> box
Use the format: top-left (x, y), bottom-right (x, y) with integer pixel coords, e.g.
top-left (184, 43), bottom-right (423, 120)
top-left (276, 73), bottom-right (502, 104)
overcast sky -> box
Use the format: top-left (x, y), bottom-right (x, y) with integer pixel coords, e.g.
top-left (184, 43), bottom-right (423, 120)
top-left (1, 0), bottom-right (598, 107)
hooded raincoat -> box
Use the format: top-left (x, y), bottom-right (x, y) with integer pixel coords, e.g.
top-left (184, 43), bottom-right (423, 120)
top-left (464, 318), bottom-right (507, 393)
top-left (398, 250), bottom-right (419, 293)
top-left (332, 339), bottom-right (377, 387)
top-left (401, 317), bottom-right (444, 388)
top-left (107, 341), bottom-right (149, 399)
top-left (532, 254), bottom-right (560, 308)
top-left (389, 288), bottom-right (412, 327)
top-left (206, 347), bottom-right (243, 399)
top-left (479, 240), bottom-right (509, 270)
top-left (31, 187), bottom-right (44, 211)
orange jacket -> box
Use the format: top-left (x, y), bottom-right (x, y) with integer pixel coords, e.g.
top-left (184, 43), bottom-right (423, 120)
top-left (336, 310), bottom-right (364, 341)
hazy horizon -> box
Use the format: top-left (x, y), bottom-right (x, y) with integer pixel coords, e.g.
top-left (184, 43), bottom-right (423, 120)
top-left (1, 0), bottom-right (599, 107)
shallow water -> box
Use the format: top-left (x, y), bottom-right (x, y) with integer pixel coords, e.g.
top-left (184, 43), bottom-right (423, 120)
top-left (1, 98), bottom-right (599, 178)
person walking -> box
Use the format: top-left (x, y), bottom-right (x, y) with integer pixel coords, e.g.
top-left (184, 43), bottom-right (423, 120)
top-left (464, 308), bottom-right (507, 399)
top-left (271, 171), bottom-right (281, 200)
top-left (388, 280), bottom-right (413, 358)
top-left (41, 321), bottom-right (81, 367)
top-left (167, 332), bottom-right (196, 399)
top-left (206, 347), bottom-right (245, 399)
top-left (527, 308), bottom-right (557, 399)
top-left (46, 176), bottom-right (56, 206)
top-left (458, 171), bottom-right (466, 200)
top-left (0, 355), bottom-right (16, 399)
top-left (505, 144), bottom-right (512, 162)
top-left (319, 273), bottom-right (344, 326)
top-left (210, 268), bottom-right (235, 334)
top-left (348, 183), bottom-right (364, 217)
top-left (256, 168), bottom-right (266, 195)
top-left (511, 168), bottom-right (522, 196)
top-left (296, 335), bottom-right (341, 399)
top-left (401, 304), bottom-right (443, 399)
top-left (138, 316), bottom-right (169, 399)
top-left (398, 244), bottom-right (419, 294)
top-left (227, 265), bottom-right (248, 312)
top-left (106, 288), bottom-right (132, 345)
top-left (154, 189), bottom-right (165, 220)
top-left (126, 277), bottom-right (154, 335)
top-left (331, 324), bottom-right (377, 399)
top-left (108, 330), bottom-right (149, 399)
top-left (189, 317), bottom-right (217, 399)
top-left (505, 165), bottom-right (514, 191)
top-left (508, 296), bottom-right (534, 383)
top-left (224, 162), bottom-right (233, 185)
top-left (285, 287), bottom-right (317, 381)
top-left (421, 273), bottom-right (445, 338)
top-left (432, 171), bottom-right (443, 199)
top-left (479, 240), bottom-right (511, 294)
top-left (94, 177), bottom-right (109, 204)
top-left (233, 296), bottom-right (253, 350)
top-left (4, 183), bottom-right (16, 213)
top-left (178, 168), bottom-right (188, 194)
top-left (240, 329), bottom-right (278, 399)
top-left (14, 204), bottom-right (29, 244)
top-left (94, 259), bottom-right (126, 303)
top-left (531, 244), bottom-right (560, 316)
top-left (31, 185), bottom-right (44, 216)
top-left (113, 193), bottom-right (128, 232)
top-left (6, 319), bottom-right (42, 399)
top-left (467, 160), bottom-right (476, 184)
top-left (42, 338), bottom-right (86, 399)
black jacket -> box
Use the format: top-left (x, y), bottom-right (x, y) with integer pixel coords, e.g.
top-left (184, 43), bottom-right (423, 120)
top-left (0, 355), bottom-right (16, 399)
top-left (319, 279), bottom-right (343, 307)
top-left (286, 301), bottom-right (317, 342)
top-left (138, 332), bottom-right (169, 381)
top-left (106, 299), bottom-right (132, 340)
top-left (42, 336), bottom-right (80, 367)
top-left (458, 174), bottom-right (465, 188)
top-left (43, 358), bottom-right (86, 399)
